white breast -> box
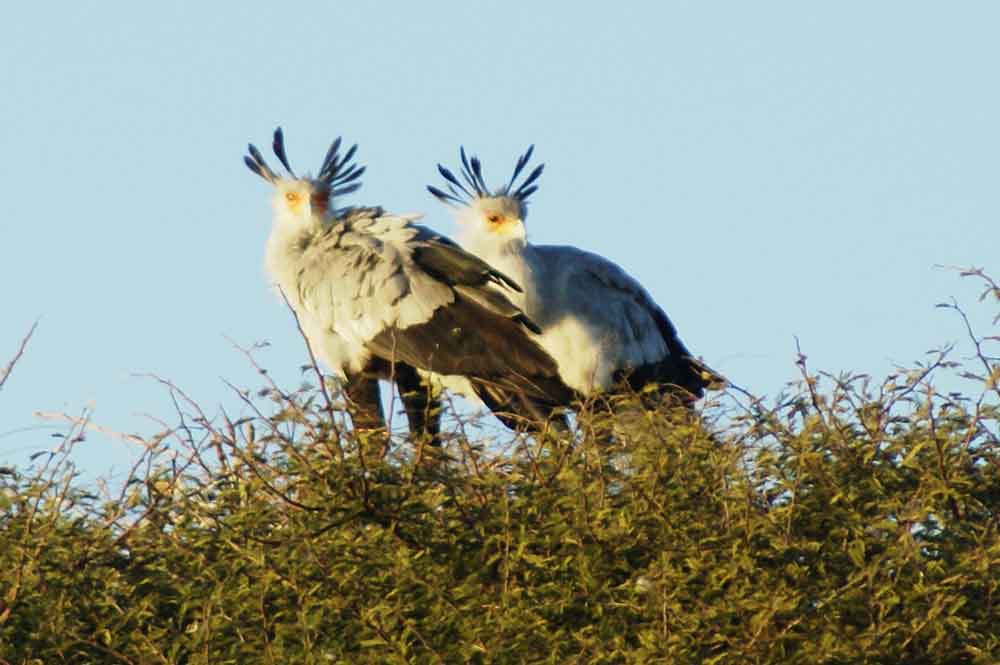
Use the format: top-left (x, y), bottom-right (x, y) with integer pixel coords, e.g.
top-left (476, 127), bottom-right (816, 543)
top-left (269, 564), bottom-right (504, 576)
top-left (265, 225), bottom-right (372, 378)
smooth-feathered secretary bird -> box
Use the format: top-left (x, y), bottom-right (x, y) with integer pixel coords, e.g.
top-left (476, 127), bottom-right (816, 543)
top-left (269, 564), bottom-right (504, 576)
top-left (245, 129), bottom-right (573, 442)
top-left (428, 146), bottom-right (723, 412)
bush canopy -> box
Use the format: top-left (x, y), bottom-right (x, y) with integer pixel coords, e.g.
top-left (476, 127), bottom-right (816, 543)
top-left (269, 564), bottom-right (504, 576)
top-left (2, 271), bottom-right (998, 664)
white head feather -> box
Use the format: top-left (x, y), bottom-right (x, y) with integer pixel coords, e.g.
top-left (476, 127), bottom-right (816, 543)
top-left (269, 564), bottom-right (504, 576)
top-left (428, 145), bottom-right (542, 256)
top-left (245, 127), bottom-right (367, 301)
top-left (245, 127), bottom-right (365, 233)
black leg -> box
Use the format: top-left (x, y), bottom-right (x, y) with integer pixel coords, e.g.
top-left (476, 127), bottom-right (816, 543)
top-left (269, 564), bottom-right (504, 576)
top-left (393, 363), bottom-right (442, 446)
top-left (343, 370), bottom-right (385, 432)
top-left (359, 357), bottom-right (442, 445)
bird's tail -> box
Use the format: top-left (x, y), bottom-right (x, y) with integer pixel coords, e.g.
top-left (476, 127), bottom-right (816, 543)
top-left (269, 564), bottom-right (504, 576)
top-left (686, 356), bottom-right (728, 392)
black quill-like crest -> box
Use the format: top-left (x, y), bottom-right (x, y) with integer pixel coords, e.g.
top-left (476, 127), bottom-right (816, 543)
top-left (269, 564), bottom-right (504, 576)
top-left (244, 127), bottom-right (298, 183)
top-left (244, 142), bottom-right (279, 183)
top-left (427, 145), bottom-right (543, 206)
top-left (317, 135), bottom-right (366, 198)
top-left (243, 127), bottom-right (366, 199)
top-left (271, 127), bottom-right (296, 177)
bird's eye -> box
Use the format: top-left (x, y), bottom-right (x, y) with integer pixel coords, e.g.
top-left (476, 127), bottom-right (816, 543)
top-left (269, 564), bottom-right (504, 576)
top-left (285, 192), bottom-right (299, 203)
top-left (487, 214), bottom-right (503, 224)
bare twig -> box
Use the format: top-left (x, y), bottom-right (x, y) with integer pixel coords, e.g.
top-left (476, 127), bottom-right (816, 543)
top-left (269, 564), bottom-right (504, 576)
top-left (276, 287), bottom-right (344, 457)
top-left (0, 321), bottom-right (38, 392)
top-left (34, 411), bottom-right (149, 448)
top-left (940, 297), bottom-right (1000, 402)
top-left (794, 336), bottom-right (829, 431)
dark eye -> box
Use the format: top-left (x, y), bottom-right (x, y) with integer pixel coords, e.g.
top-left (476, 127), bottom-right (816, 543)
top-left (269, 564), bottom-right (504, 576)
top-left (285, 192), bottom-right (299, 202)
top-left (487, 214), bottom-right (503, 224)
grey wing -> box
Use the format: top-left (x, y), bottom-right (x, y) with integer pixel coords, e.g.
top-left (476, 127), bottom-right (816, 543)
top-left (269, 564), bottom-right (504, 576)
top-left (298, 213), bottom-right (455, 345)
top-left (406, 228), bottom-right (524, 292)
top-left (363, 219), bottom-right (573, 408)
top-left (405, 225), bottom-right (541, 333)
top-left (565, 247), bottom-right (719, 399)
top-left (303, 213), bottom-right (573, 413)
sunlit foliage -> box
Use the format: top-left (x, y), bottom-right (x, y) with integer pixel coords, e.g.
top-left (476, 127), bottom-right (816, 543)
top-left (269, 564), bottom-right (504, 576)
top-left (2, 270), bottom-right (998, 664)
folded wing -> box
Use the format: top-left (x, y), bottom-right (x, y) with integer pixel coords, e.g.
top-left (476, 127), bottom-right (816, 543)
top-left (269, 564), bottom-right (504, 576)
top-left (298, 209), bottom-right (574, 427)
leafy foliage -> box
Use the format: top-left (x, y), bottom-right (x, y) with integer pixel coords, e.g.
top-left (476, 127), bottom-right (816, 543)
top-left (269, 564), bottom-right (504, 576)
top-left (2, 271), bottom-right (999, 664)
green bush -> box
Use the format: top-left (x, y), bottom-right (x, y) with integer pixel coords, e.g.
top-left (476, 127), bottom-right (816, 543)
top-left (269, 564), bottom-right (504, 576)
top-left (2, 272), bottom-right (999, 664)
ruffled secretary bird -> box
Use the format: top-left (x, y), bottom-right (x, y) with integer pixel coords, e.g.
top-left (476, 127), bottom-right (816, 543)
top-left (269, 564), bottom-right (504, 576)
top-left (428, 146), bottom-right (723, 418)
top-left (245, 128), bottom-right (573, 444)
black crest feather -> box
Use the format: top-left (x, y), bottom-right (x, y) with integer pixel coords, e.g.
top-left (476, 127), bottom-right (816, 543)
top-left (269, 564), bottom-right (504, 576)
top-left (318, 137), bottom-right (342, 181)
top-left (271, 127), bottom-right (296, 177)
top-left (244, 143), bottom-right (279, 183)
top-left (505, 145), bottom-right (535, 193)
top-left (427, 145), bottom-right (544, 206)
top-left (427, 184), bottom-right (464, 205)
top-left (459, 147), bottom-right (486, 196)
top-left (513, 163), bottom-right (544, 198)
top-left (318, 137), bottom-right (364, 191)
top-left (437, 164), bottom-right (473, 199)
top-left (244, 128), bottom-right (366, 202)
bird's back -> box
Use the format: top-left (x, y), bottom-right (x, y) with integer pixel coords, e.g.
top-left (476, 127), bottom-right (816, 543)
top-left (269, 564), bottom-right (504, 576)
top-left (526, 244), bottom-right (711, 398)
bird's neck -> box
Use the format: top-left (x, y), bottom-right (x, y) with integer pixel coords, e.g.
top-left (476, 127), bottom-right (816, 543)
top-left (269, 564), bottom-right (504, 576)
top-left (463, 232), bottom-right (527, 264)
top-left (264, 219), bottom-right (323, 304)
top-left (462, 233), bottom-right (534, 306)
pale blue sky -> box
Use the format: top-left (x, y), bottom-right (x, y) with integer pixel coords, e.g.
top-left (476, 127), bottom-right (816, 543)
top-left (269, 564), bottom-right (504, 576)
top-left (2, 2), bottom-right (998, 480)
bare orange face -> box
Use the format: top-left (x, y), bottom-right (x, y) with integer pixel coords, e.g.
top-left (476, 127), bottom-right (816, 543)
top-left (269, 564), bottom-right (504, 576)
top-left (284, 190), bottom-right (303, 212)
top-left (472, 196), bottom-right (524, 235)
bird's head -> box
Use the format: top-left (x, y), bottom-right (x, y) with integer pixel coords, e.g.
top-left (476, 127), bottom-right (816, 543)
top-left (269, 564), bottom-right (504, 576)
top-left (244, 127), bottom-right (365, 229)
top-left (427, 146), bottom-right (543, 247)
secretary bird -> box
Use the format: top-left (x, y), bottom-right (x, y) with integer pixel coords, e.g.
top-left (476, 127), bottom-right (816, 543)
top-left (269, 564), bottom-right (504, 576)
top-left (428, 146), bottom-right (723, 419)
top-left (246, 129), bottom-right (573, 443)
